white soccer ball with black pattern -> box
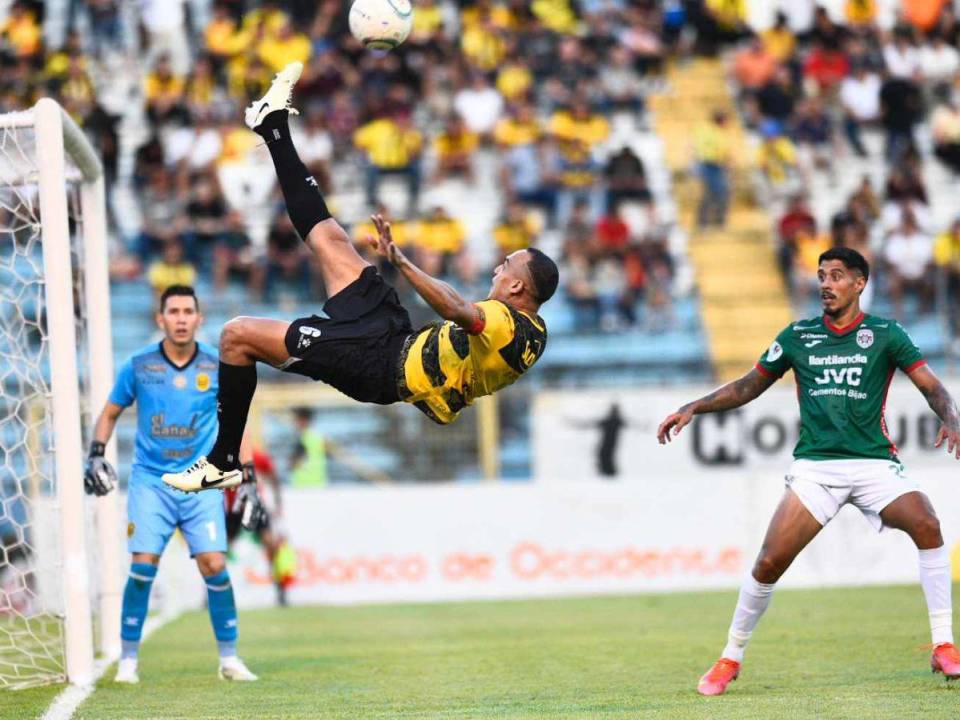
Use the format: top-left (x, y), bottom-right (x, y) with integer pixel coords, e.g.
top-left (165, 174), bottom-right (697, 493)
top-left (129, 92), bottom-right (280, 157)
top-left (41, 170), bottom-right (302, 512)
top-left (349, 0), bottom-right (413, 51)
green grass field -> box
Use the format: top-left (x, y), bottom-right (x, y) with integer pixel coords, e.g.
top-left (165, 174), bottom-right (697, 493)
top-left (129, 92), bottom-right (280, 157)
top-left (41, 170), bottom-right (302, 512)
top-left (5, 584), bottom-right (958, 720)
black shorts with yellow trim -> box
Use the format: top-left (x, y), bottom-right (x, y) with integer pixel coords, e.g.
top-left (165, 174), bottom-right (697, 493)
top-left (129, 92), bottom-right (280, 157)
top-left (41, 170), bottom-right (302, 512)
top-left (281, 266), bottom-right (413, 405)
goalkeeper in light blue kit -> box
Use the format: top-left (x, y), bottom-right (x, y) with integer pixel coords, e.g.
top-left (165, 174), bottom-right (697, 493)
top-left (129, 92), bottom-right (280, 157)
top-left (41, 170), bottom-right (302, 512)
top-left (83, 285), bottom-right (259, 683)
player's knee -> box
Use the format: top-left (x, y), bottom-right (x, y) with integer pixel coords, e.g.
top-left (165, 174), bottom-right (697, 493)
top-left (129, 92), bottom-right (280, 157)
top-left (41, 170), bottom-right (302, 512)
top-left (752, 554), bottom-right (785, 584)
top-left (197, 553), bottom-right (226, 577)
top-left (220, 317), bottom-right (251, 352)
top-left (914, 514), bottom-right (942, 546)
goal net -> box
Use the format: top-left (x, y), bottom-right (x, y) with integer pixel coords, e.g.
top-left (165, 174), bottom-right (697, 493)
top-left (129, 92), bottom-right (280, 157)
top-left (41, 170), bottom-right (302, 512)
top-left (0, 99), bottom-right (120, 689)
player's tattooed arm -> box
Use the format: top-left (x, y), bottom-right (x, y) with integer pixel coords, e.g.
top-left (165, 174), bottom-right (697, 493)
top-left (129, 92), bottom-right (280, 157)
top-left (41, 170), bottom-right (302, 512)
top-left (367, 213), bottom-right (480, 330)
top-left (908, 365), bottom-right (960, 458)
top-left (656, 368), bottom-right (776, 444)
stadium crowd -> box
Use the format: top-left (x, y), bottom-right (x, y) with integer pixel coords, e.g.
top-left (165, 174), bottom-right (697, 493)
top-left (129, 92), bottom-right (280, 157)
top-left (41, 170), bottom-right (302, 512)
top-left (0, 0), bottom-right (680, 334)
top-left (3, 1), bottom-right (959, 339)
top-left (716, 0), bottom-right (960, 337)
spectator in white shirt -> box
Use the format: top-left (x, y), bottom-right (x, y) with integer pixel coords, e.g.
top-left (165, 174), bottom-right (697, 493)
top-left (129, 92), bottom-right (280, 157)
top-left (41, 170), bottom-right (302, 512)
top-left (884, 209), bottom-right (934, 315)
top-left (839, 63), bottom-right (881, 156)
top-left (140, 0), bottom-right (191, 76)
top-left (920, 35), bottom-right (960, 93)
top-left (882, 28), bottom-right (922, 80)
top-left (453, 74), bottom-right (505, 138)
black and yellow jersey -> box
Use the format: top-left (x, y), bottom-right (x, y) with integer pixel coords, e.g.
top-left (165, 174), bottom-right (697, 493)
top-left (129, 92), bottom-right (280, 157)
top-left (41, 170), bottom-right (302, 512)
top-left (398, 300), bottom-right (547, 424)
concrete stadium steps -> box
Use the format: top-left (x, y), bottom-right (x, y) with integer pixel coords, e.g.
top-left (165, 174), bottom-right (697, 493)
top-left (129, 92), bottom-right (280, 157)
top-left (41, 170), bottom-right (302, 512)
top-left (651, 58), bottom-right (791, 382)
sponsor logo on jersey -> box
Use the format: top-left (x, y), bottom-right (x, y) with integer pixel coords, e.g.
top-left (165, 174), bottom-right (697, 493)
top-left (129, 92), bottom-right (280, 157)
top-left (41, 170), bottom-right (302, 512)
top-left (814, 367), bottom-right (863, 386)
top-left (143, 363), bottom-right (167, 372)
top-left (807, 353), bottom-right (868, 366)
top-left (173, 374), bottom-right (187, 389)
top-left (766, 341), bottom-right (783, 362)
top-left (804, 340), bottom-right (823, 348)
top-left (197, 360), bottom-right (218, 370)
top-left (856, 328), bottom-right (874, 349)
top-left (195, 372), bottom-right (210, 392)
top-left (800, 333), bottom-right (828, 339)
top-left (150, 412), bottom-right (199, 438)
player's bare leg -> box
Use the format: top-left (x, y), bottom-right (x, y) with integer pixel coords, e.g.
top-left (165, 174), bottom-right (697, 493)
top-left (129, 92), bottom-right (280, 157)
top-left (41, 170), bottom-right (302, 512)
top-left (163, 317), bottom-right (291, 492)
top-left (219, 317), bottom-right (292, 366)
top-left (880, 491), bottom-right (959, 680)
top-left (699, 489), bottom-right (822, 696)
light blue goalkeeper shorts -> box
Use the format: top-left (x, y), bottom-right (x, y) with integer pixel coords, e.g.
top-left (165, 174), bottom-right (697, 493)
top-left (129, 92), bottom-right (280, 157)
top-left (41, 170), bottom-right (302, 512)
top-left (126, 474), bottom-right (226, 557)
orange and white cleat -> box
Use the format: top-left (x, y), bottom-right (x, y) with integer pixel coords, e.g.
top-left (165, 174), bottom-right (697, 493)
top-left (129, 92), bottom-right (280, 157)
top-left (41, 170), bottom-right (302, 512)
top-left (697, 657), bottom-right (741, 696)
top-left (931, 642), bottom-right (960, 680)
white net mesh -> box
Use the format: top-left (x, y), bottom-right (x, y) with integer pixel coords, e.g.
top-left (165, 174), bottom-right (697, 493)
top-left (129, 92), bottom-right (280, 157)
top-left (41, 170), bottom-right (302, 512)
top-left (0, 117), bottom-right (93, 689)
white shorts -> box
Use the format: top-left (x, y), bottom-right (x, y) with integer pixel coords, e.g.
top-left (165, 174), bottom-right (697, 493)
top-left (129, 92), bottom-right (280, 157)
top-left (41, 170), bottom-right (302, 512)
top-left (785, 458), bottom-right (919, 533)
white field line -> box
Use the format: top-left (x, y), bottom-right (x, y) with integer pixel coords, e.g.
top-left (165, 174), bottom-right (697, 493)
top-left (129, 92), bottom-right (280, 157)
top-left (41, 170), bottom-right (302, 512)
top-left (40, 611), bottom-right (180, 720)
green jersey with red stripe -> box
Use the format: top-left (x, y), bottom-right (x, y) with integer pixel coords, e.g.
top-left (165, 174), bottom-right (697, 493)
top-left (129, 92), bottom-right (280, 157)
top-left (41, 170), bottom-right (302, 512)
top-left (755, 312), bottom-right (925, 461)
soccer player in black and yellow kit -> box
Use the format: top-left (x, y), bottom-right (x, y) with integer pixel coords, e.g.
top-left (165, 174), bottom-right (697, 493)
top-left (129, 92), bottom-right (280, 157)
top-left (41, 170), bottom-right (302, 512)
top-left (164, 62), bottom-right (557, 492)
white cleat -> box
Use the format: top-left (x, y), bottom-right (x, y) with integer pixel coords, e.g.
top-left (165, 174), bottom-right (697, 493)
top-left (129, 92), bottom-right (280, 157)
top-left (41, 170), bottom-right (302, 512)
top-left (162, 456), bottom-right (242, 493)
top-left (114, 658), bottom-right (139, 684)
top-left (244, 61), bottom-right (303, 131)
top-left (218, 656), bottom-right (258, 682)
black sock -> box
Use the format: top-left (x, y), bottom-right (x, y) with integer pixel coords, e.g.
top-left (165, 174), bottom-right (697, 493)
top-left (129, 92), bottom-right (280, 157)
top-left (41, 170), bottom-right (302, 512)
top-left (254, 109), bottom-right (331, 239)
top-left (208, 362), bottom-right (258, 470)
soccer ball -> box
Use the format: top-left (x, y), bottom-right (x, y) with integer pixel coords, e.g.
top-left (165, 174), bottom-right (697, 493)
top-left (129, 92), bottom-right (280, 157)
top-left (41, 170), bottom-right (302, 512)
top-left (349, 0), bottom-right (413, 51)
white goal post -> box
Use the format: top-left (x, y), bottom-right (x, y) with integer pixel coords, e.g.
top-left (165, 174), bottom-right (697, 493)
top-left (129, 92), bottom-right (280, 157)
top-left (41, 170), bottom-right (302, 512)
top-left (0, 99), bottom-right (121, 687)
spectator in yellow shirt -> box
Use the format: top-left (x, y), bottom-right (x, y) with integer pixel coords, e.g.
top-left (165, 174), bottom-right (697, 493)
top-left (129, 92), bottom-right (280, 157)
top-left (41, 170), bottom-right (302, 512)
top-left (433, 116), bottom-right (479, 182)
top-left (353, 205), bottom-right (415, 251)
top-left (354, 113), bottom-right (423, 213)
top-left (144, 55), bottom-right (187, 126)
top-left (148, 240), bottom-right (197, 299)
top-left (256, 17), bottom-right (311, 73)
top-left (494, 104), bottom-right (542, 147)
top-left (693, 110), bottom-right (732, 228)
top-left (462, 19), bottom-right (507, 72)
top-left (845, 0), bottom-right (877, 27)
top-left (493, 203), bottom-right (538, 259)
top-left (410, 0), bottom-right (444, 45)
top-left (933, 219), bottom-right (960, 336)
top-left (414, 206), bottom-right (468, 278)
top-left (756, 120), bottom-right (800, 185)
top-left (496, 58), bottom-right (534, 102)
top-left (204, 4), bottom-right (250, 68)
top-left (1, 2), bottom-right (42, 61)
top-left (761, 12), bottom-right (797, 64)
top-left (549, 98), bottom-right (610, 150)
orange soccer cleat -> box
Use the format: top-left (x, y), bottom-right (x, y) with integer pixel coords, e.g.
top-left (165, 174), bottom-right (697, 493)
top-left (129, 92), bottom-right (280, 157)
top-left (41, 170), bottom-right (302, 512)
top-left (697, 657), bottom-right (741, 696)
top-left (931, 642), bottom-right (960, 680)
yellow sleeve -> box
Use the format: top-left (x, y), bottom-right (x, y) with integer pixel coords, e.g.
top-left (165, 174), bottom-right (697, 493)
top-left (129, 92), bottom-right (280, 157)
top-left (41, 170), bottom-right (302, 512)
top-left (933, 233), bottom-right (950, 266)
top-left (353, 122), bottom-right (372, 150)
top-left (549, 112), bottom-right (569, 137)
top-left (147, 263), bottom-right (162, 288)
top-left (471, 300), bottom-right (515, 349)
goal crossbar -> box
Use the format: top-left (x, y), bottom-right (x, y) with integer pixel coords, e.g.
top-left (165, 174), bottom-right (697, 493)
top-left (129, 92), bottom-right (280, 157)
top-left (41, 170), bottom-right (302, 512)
top-left (0, 101), bottom-right (103, 183)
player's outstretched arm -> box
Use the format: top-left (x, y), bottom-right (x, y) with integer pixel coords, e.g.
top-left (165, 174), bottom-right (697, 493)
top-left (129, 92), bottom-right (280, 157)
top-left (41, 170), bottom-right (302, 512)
top-left (656, 368), bottom-right (776, 444)
top-left (367, 214), bottom-right (481, 331)
top-left (907, 365), bottom-right (960, 459)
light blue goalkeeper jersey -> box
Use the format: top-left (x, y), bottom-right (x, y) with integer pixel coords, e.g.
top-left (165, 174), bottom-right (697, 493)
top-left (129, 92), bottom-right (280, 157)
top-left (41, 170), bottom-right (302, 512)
top-left (108, 341), bottom-right (219, 482)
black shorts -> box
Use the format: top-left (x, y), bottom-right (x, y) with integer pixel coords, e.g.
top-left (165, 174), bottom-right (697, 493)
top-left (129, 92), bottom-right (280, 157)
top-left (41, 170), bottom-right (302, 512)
top-left (281, 266), bottom-right (413, 404)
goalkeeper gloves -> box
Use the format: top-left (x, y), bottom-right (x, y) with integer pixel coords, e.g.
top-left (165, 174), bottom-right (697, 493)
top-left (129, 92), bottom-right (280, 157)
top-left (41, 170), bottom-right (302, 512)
top-left (84, 441), bottom-right (116, 496)
top-left (232, 463), bottom-right (267, 532)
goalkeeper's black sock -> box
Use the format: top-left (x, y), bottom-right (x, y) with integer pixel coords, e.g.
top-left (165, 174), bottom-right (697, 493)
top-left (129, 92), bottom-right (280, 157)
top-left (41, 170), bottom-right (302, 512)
top-left (207, 361), bottom-right (257, 470)
top-left (254, 109), bottom-right (331, 240)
